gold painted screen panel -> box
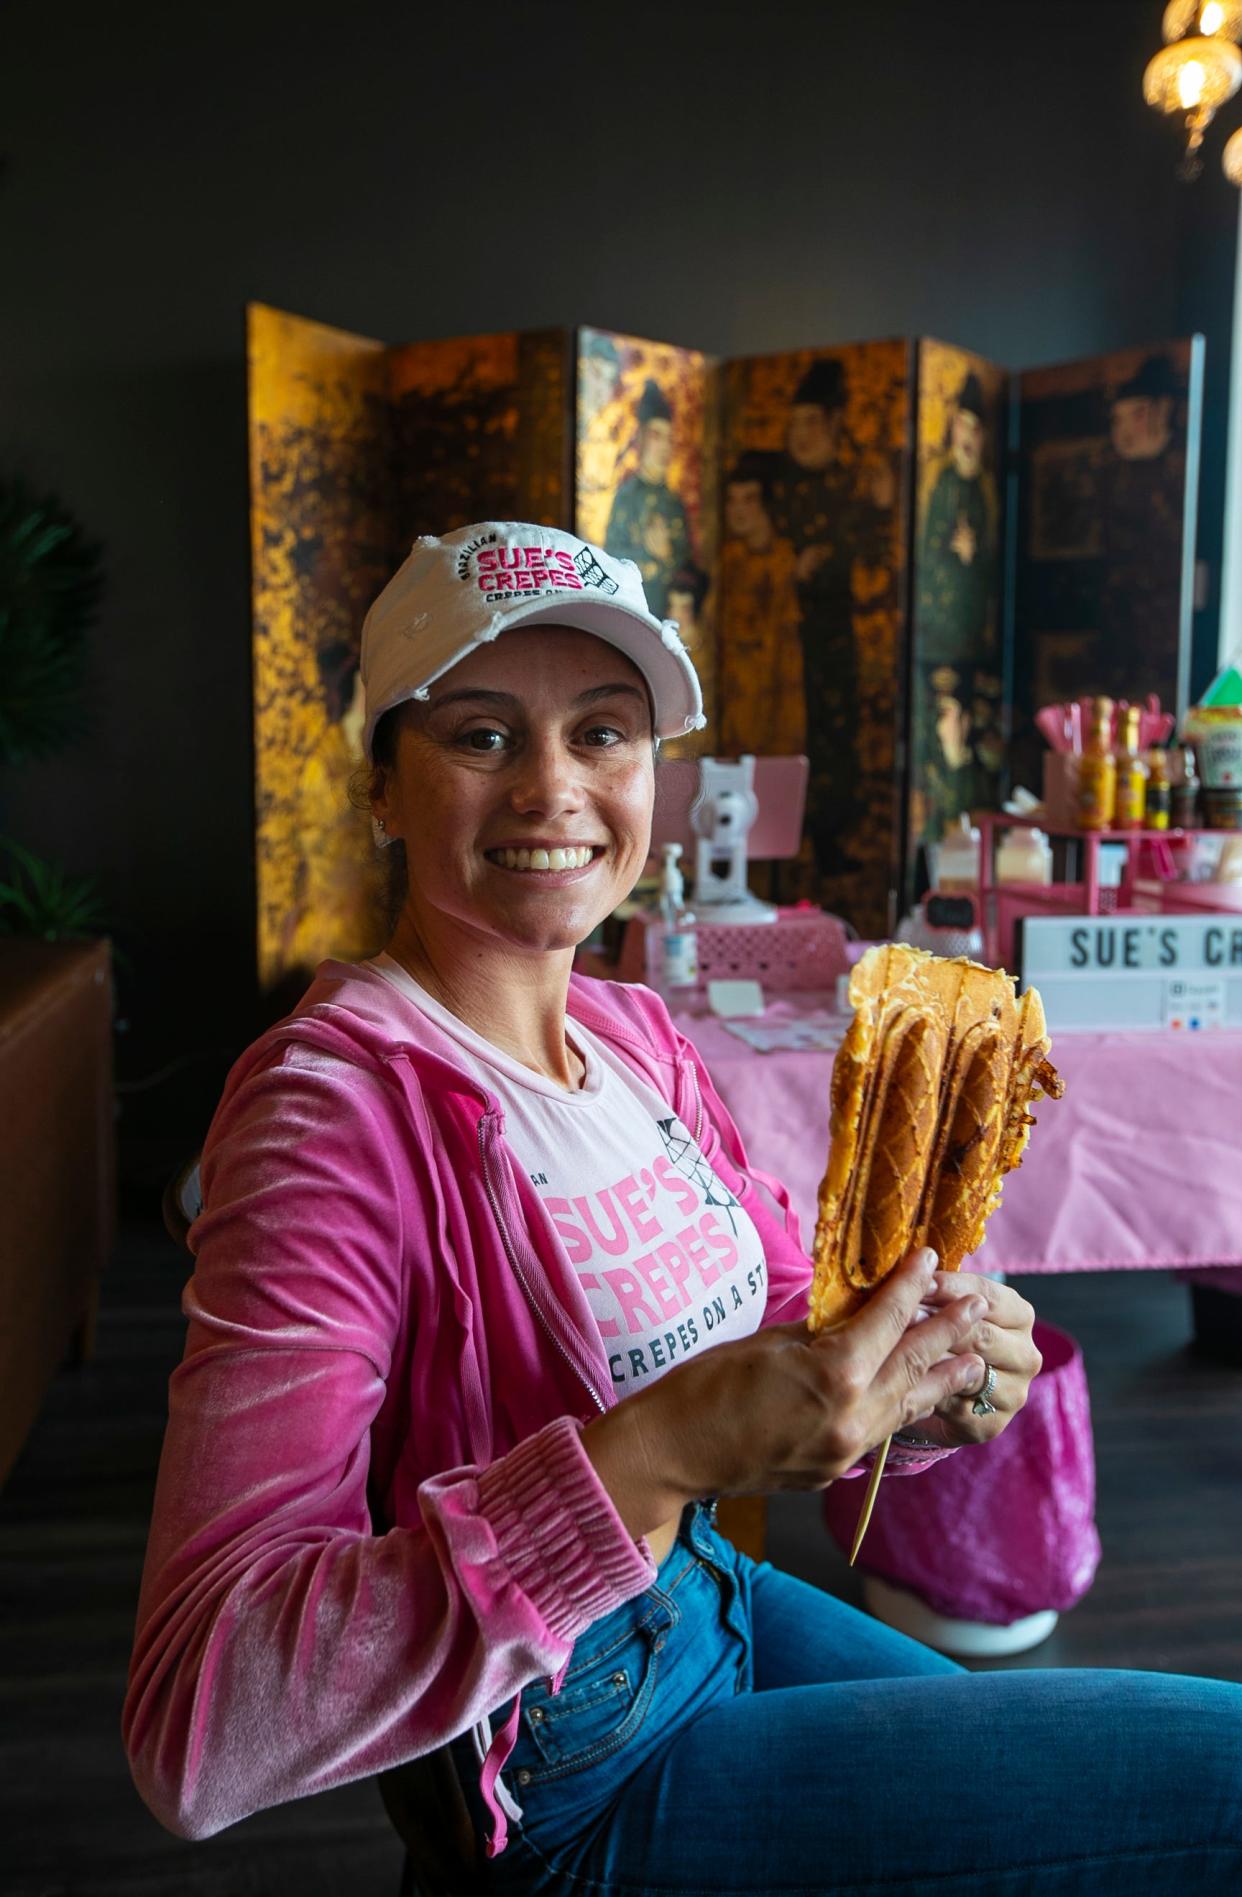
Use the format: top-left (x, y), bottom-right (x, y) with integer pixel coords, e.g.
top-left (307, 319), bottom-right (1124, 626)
top-left (718, 341), bottom-right (913, 939)
top-left (250, 316), bottom-right (577, 998)
top-left (389, 329), bottom-right (572, 543)
top-left (576, 329), bottom-right (718, 754)
top-left (247, 302), bottom-right (395, 996)
top-left (907, 339), bottom-right (1008, 888)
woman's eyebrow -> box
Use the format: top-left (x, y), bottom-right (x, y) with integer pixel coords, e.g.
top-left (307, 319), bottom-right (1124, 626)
top-left (426, 687), bottom-right (516, 709)
top-left (574, 684), bottom-right (648, 706)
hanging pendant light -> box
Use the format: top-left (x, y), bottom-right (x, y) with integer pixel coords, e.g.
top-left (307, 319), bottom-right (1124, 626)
top-left (1163, 0), bottom-right (1242, 44)
top-left (1144, 35), bottom-right (1242, 176)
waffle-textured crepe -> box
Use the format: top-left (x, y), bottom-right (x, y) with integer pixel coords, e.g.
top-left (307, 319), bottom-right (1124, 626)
top-left (808, 947), bottom-right (1064, 1334)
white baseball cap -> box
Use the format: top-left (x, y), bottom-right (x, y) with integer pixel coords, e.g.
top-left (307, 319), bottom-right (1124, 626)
top-left (359, 521), bottom-right (706, 759)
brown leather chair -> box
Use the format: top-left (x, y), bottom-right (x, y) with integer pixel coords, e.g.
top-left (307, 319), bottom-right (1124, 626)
top-left (0, 938), bottom-right (114, 1487)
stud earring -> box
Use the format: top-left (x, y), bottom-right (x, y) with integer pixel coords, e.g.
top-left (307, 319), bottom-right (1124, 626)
top-left (372, 816), bottom-right (394, 849)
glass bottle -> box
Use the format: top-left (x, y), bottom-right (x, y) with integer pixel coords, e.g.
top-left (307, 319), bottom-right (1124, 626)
top-left (1144, 746), bottom-right (1171, 831)
top-left (1114, 706), bottom-right (1148, 830)
top-left (1171, 745), bottom-right (1200, 830)
top-left (1077, 698), bottom-right (1117, 831)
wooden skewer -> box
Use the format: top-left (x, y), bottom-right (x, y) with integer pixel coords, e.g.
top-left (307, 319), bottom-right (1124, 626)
top-left (848, 1431), bottom-right (891, 1566)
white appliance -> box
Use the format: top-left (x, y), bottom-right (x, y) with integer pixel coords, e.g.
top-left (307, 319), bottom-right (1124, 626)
top-left (689, 757), bottom-right (778, 924)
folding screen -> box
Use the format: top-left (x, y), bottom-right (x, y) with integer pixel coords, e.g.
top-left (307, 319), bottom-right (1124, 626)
top-left (249, 304), bottom-right (1203, 994)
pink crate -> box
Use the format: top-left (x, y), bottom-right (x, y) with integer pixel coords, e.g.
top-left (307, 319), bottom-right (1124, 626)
top-left (618, 910), bottom-right (852, 990)
top-left (1131, 878), bottom-right (1242, 915)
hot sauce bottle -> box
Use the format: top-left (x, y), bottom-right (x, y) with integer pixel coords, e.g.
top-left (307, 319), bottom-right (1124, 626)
top-left (1077, 697), bottom-right (1117, 831)
top-left (1114, 706), bottom-right (1148, 830)
top-left (1144, 746), bottom-right (1172, 830)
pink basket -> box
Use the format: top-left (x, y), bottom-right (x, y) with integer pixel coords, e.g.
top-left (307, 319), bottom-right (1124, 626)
top-left (619, 910), bottom-right (852, 990)
top-left (823, 1321), bottom-right (1101, 1625)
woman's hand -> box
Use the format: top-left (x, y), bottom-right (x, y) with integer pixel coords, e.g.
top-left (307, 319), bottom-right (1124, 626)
top-left (900, 1270), bottom-right (1042, 1448)
top-left (583, 1248), bottom-right (990, 1541)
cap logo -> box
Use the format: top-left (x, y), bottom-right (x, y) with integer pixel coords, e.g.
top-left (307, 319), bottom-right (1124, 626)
top-left (457, 538), bottom-right (621, 605)
top-left (573, 546), bottom-right (620, 595)
top-left (455, 530), bottom-right (499, 580)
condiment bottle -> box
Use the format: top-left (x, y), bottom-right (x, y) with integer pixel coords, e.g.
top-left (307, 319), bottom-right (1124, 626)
top-left (1113, 706), bottom-right (1148, 830)
top-left (1077, 697), bottom-right (1117, 831)
top-left (936, 812), bottom-right (981, 892)
top-left (1171, 744), bottom-right (1200, 830)
top-left (1144, 746), bottom-right (1172, 830)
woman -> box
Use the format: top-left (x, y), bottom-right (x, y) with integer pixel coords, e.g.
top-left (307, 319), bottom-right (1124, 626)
top-left (125, 523), bottom-right (1242, 1892)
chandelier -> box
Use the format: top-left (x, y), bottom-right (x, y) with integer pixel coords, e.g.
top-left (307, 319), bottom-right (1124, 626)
top-left (1163, 1), bottom-right (1242, 42)
top-left (1145, 1), bottom-right (1242, 178)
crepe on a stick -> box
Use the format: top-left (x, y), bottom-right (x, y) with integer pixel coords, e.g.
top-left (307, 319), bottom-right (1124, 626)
top-left (808, 945), bottom-right (1064, 1561)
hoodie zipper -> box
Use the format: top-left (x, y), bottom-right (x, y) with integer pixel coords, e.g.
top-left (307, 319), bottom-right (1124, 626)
top-left (684, 1058), bottom-right (705, 1146)
top-left (477, 1120), bottom-right (608, 1416)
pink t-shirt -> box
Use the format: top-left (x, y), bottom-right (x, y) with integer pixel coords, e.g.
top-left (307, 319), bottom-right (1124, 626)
top-left (370, 956), bottom-right (767, 1394)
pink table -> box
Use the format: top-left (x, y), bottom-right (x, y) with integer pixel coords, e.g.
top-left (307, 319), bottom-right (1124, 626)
top-left (669, 994), bottom-right (1242, 1281)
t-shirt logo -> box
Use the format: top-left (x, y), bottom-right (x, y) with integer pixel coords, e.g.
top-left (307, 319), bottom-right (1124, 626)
top-left (540, 1111), bottom-right (765, 1392)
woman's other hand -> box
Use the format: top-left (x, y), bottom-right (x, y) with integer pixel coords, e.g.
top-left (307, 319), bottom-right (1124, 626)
top-left (583, 1248), bottom-right (989, 1540)
top-left (900, 1271), bottom-right (1042, 1448)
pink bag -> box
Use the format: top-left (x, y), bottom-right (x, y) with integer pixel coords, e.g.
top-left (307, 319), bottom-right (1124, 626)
top-left (822, 1322), bottom-right (1101, 1625)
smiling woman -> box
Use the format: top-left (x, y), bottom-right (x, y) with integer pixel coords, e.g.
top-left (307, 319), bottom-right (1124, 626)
top-left (371, 633), bottom-right (656, 1025)
top-left (124, 522), bottom-right (1242, 1896)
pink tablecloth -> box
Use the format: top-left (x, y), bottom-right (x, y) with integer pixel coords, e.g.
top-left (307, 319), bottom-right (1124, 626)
top-left (671, 995), bottom-right (1242, 1276)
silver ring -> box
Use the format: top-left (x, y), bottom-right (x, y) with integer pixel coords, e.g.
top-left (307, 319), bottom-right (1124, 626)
top-left (970, 1362), bottom-right (998, 1416)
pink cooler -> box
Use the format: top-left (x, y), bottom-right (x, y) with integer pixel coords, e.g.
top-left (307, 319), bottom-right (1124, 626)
top-left (823, 1321), bottom-right (1101, 1655)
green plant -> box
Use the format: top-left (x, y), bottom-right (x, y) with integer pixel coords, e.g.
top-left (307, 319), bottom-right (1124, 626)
top-left (0, 478), bottom-right (103, 765)
top-left (0, 837), bottom-right (106, 941)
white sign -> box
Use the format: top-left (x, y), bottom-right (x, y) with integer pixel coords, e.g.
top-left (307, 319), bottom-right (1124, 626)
top-left (1016, 914), bottom-right (1242, 1032)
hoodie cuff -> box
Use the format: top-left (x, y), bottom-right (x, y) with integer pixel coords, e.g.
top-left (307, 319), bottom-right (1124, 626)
top-left (477, 1416), bottom-right (657, 1645)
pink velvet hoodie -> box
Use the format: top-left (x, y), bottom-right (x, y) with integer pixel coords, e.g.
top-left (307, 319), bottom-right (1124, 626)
top-left (123, 961), bottom-right (951, 1852)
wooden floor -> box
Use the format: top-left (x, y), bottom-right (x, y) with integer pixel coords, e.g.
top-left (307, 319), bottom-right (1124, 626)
top-left (2, 1225), bottom-right (1239, 1895)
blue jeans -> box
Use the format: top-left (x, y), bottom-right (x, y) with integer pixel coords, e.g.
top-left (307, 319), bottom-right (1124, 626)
top-left (453, 1503), bottom-right (1242, 1894)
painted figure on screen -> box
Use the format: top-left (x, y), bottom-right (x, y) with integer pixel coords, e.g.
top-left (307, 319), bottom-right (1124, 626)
top-left (665, 561), bottom-right (710, 659)
top-left (918, 374), bottom-right (993, 660)
top-left (717, 341), bottom-right (907, 936)
top-left (605, 378), bottom-right (692, 618)
top-left (1098, 354), bottom-right (1186, 698)
top-left (719, 452), bottom-right (804, 756)
top-left (911, 357), bottom-right (1005, 857)
top-left (576, 329), bottom-right (717, 753)
top-left (771, 358), bottom-right (891, 879)
top-left (1015, 338), bottom-right (1199, 789)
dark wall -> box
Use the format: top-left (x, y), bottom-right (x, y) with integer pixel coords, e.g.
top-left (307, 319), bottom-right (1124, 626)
top-left (1, 0), bottom-right (1232, 1156)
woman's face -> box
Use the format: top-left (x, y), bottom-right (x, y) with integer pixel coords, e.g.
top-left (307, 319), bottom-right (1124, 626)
top-left (376, 625), bottom-right (657, 957)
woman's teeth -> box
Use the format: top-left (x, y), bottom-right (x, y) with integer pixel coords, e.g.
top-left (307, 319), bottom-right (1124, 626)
top-left (487, 846), bottom-right (595, 872)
